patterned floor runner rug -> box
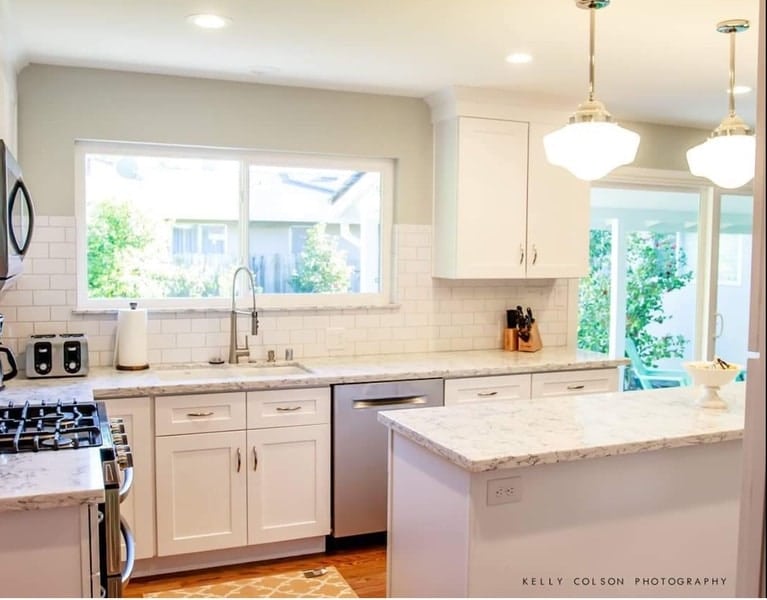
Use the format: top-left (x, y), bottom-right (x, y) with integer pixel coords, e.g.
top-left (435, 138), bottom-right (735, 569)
top-left (143, 566), bottom-right (358, 598)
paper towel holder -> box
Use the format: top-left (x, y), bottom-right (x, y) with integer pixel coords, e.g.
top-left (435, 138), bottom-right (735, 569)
top-left (115, 301), bottom-right (150, 371)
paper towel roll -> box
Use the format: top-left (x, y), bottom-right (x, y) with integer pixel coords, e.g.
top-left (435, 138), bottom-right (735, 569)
top-left (115, 303), bottom-right (149, 370)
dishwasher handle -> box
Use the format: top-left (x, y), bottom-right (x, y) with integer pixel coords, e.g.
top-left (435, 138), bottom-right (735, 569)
top-left (352, 396), bottom-right (428, 409)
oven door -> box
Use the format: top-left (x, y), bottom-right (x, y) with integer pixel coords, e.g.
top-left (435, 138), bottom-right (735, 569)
top-left (101, 464), bottom-right (136, 597)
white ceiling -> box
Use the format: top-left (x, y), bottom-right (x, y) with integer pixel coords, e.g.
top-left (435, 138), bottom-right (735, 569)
top-left (1, 0), bottom-right (761, 130)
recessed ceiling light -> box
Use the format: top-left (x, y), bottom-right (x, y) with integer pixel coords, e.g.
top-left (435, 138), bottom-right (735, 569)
top-left (505, 53), bottom-right (533, 65)
top-left (732, 85), bottom-right (752, 95)
top-left (187, 13), bottom-right (232, 29)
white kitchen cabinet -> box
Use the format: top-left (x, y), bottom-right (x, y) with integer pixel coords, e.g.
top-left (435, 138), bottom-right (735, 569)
top-left (444, 374), bottom-right (531, 406)
top-left (531, 368), bottom-right (619, 398)
top-left (432, 116), bottom-right (589, 279)
top-left (246, 388), bottom-right (330, 544)
top-left (247, 424), bottom-right (330, 544)
top-left (154, 387), bottom-right (330, 557)
top-left (102, 396), bottom-right (156, 560)
top-left (155, 430), bottom-right (248, 556)
top-left (444, 368), bottom-right (619, 405)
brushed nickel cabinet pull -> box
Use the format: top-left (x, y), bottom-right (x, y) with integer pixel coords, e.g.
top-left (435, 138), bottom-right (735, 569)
top-left (236, 448), bottom-right (242, 472)
top-left (532, 245), bottom-right (538, 265)
top-left (253, 447), bottom-right (259, 471)
top-left (275, 406), bottom-right (302, 412)
top-left (186, 411), bottom-right (214, 417)
top-left (519, 244), bottom-right (525, 265)
top-left (566, 384), bottom-right (585, 390)
top-left (476, 391), bottom-right (498, 397)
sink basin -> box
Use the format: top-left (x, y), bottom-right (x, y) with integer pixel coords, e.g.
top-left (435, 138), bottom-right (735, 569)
top-left (153, 363), bottom-right (312, 380)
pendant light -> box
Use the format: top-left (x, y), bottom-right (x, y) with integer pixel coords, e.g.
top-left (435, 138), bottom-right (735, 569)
top-left (543, 0), bottom-right (640, 181)
top-left (686, 20), bottom-right (755, 189)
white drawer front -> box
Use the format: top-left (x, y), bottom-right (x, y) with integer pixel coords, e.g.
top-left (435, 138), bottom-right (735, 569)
top-left (155, 392), bottom-right (247, 435)
top-left (531, 368), bottom-right (619, 398)
top-left (247, 387), bottom-right (330, 429)
top-left (444, 374), bottom-right (531, 406)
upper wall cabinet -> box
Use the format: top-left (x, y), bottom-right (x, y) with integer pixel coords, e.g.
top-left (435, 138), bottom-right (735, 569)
top-left (432, 116), bottom-right (590, 279)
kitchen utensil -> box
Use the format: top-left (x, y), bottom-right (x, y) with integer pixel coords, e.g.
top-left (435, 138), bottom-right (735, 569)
top-left (0, 345), bottom-right (18, 389)
top-left (506, 309), bottom-right (519, 329)
top-left (0, 314), bottom-right (18, 389)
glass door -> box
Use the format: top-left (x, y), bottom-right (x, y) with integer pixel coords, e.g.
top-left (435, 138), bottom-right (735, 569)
top-left (581, 186), bottom-right (700, 390)
top-left (712, 193), bottom-right (753, 368)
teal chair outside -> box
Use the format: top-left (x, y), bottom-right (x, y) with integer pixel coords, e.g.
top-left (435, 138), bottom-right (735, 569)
top-left (625, 338), bottom-right (691, 390)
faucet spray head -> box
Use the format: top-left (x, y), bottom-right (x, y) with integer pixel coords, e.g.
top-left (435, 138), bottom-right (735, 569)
top-left (251, 311), bottom-right (259, 335)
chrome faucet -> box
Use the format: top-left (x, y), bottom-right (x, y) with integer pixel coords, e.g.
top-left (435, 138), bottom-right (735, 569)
top-left (228, 266), bottom-right (259, 364)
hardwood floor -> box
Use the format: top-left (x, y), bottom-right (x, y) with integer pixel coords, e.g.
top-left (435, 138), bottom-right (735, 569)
top-left (124, 537), bottom-right (387, 598)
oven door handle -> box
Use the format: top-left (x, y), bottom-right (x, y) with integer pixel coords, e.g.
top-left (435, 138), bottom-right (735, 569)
top-left (120, 517), bottom-right (136, 586)
top-left (119, 467), bottom-right (134, 504)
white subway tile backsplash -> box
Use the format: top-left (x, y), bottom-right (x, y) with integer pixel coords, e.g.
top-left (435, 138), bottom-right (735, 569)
top-left (1, 221), bottom-right (575, 367)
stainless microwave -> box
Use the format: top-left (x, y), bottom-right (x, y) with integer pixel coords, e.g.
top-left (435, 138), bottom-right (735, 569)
top-left (0, 140), bottom-right (34, 294)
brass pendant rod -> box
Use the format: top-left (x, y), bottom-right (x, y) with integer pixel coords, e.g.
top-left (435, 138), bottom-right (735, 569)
top-left (728, 29), bottom-right (736, 116)
top-left (588, 7), bottom-right (596, 102)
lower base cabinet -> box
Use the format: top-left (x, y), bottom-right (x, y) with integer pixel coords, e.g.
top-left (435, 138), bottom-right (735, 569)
top-left (154, 388), bottom-right (330, 557)
top-left (103, 396), bottom-right (155, 560)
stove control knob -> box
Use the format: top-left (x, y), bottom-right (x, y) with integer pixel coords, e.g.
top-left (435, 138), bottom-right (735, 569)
top-left (116, 446), bottom-right (134, 469)
top-left (110, 419), bottom-right (126, 435)
top-left (113, 432), bottom-right (128, 445)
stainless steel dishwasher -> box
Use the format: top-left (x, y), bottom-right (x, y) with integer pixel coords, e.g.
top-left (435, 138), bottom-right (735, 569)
top-left (331, 378), bottom-right (444, 538)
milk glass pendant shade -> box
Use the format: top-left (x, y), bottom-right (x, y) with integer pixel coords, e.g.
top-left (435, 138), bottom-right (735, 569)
top-left (686, 20), bottom-right (755, 189)
top-left (543, 0), bottom-right (640, 181)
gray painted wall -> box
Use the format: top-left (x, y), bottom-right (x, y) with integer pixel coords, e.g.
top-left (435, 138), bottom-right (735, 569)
top-left (18, 64), bottom-right (709, 223)
top-left (18, 64), bottom-right (433, 223)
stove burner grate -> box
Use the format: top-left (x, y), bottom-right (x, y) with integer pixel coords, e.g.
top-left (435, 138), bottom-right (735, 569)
top-left (0, 399), bottom-right (103, 453)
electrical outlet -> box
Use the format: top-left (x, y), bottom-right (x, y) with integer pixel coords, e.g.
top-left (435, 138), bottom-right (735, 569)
top-left (487, 476), bottom-right (523, 505)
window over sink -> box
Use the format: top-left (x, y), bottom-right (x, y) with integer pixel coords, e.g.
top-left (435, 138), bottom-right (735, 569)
top-left (75, 141), bottom-right (394, 310)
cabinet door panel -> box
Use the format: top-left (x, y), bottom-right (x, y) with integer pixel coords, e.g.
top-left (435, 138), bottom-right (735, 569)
top-left (247, 425), bottom-right (330, 544)
top-left (455, 117), bottom-right (529, 278)
top-left (526, 122), bottom-right (590, 278)
top-left (102, 396), bottom-right (155, 560)
top-left (156, 431), bottom-right (247, 556)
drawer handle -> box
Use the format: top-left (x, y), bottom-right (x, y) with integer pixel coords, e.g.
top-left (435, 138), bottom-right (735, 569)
top-left (253, 447), bottom-right (258, 471)
top-left (275, 406), bottom-right (302, 412)
top-left (236, 448), bottom-right (242, 473)
top-left (476, 391), bottom-right (498, 397)
top-left (566, 384), bottom-right (585, 390)
top-left (186, 411), bottom-right (214, 417)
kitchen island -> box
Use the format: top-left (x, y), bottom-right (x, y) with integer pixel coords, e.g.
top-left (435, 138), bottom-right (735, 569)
top-left (379, 383), bottom-right (745, 598)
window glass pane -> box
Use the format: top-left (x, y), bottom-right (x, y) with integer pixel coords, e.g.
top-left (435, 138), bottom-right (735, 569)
top-left (247, 165), bottom-right (382, 295)
top-left (84, 153), bottom-right (240, 300)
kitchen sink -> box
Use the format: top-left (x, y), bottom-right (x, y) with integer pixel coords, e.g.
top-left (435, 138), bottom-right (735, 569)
top-left (153, 363), bottom-right (312, 380)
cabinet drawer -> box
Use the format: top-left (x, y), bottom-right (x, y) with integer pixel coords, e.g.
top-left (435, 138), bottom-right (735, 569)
top-left (444, 374), bottom-right (531, 406)
top-left (155, 392), bottom-right (246, 435)
top-left (247, 387), bottom-right (330, 429)
top-left (531, 368), bottom-right (619, 398)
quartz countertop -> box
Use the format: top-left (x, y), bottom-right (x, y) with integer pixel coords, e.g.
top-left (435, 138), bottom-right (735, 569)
top-left (378, 382), bottom-right (746, 472)
top-left (8, 347), bottom-right (628, 399)
top-left (0, 383), bottom-right (105, 511)
top-left (0, 347), bottom-right (626, 511)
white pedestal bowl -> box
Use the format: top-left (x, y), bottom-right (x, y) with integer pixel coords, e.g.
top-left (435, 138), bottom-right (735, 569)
top-left (683, 361), bottom-right (741, 409)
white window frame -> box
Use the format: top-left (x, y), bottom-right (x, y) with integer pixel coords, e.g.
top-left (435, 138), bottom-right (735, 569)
top-left (74, 140), bottom-right (394, 311)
